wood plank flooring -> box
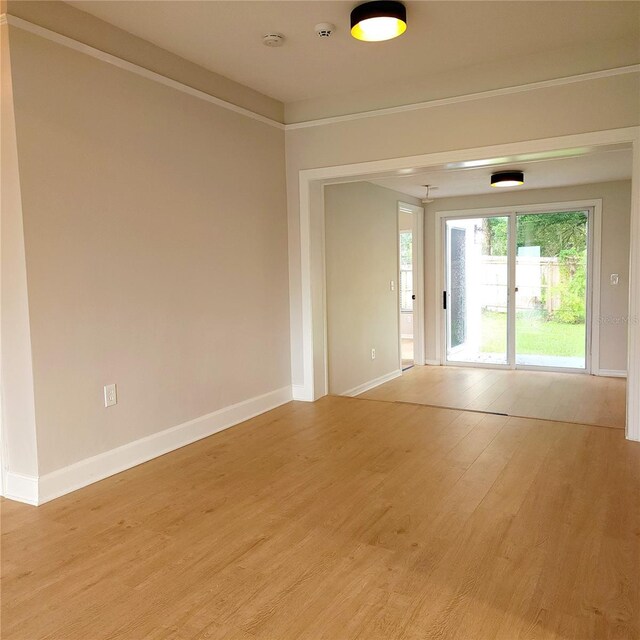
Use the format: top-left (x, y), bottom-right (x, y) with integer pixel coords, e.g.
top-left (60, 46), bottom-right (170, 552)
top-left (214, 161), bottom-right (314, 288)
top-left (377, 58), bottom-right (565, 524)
top-left (2, 396), bottom-right (639, 639)
top-left (359, 365), bottom-right (627, 429)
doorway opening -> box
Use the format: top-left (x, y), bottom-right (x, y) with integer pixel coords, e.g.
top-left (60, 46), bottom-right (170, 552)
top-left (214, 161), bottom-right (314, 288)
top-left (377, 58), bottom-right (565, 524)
top-left (399, 213), bottom-right (414, 369)
top-left (398, 202), bottom-right (425, 372)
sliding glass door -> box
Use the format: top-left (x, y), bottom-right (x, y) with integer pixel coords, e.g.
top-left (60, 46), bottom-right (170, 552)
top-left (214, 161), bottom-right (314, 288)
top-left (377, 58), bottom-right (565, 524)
top-left (445, 216), bottom-right (509, 365)
top-left (515, 211), bottom-right (588, 369)
top-left (444, 208), bottom-right (590, 371)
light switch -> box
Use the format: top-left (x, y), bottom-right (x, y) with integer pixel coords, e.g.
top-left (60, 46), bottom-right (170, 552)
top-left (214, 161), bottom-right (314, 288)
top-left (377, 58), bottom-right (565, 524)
top-left (610, 274), bottom-right (619, 286)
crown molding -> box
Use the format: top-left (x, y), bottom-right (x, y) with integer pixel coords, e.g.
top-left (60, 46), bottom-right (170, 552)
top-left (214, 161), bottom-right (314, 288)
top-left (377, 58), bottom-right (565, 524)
top-left (285, 64), bottom-right (640, 130)
top-left (3, 14), bottom-right (285, 130)
top-left (3, 13), bottom-right (639, 133)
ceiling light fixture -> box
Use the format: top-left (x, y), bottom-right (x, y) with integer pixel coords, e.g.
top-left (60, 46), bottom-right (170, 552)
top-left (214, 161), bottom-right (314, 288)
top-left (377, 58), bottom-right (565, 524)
top-left (421, 185), bottom-right (435, 204)
top-left (350, 1), bottom-right (407, 42)
top-left (490, 170), bottom-right (525, 188)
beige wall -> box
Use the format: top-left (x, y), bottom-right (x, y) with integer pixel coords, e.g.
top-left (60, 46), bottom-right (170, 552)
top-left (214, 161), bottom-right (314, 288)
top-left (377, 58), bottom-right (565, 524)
top-left (4, 25), bottom-right (290, 475)
top-left (286, 72), bottom-right (640, 386)
top-left (6, 0), bottom-right (284, 122)
top-left (286, 36), bottom-right (639, 123)
top-left (424, 181), bottom-right (632, 372)
top-left (1, 22), bottom-right (39, 477)
top-left (325, 183), bottom-right (418, 394)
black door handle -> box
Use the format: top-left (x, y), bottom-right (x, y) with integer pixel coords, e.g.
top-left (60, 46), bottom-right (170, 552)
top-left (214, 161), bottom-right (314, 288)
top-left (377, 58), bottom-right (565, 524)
top-left (443, 291), bottom-right (447, 310)
top-left (411, 294), bottom-right (416, 300)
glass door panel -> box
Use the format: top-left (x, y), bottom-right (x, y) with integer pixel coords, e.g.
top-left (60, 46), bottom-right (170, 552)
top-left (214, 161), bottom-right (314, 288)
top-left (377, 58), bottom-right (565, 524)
top-left (399, 229), bottom-right (414, 368)
top-left (445, 216), bottom-right (509, 365)
top-left (515, 211), bottom-right (588, 369)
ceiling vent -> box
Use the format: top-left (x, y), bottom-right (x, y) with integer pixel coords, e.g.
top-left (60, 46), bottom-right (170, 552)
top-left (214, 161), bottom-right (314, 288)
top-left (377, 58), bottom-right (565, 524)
top-left (263, 33), bottom-right (285, 47)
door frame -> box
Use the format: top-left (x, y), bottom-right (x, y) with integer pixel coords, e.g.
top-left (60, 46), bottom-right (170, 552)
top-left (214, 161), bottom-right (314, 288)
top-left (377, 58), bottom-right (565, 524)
top-left (436, 199), bottom-right (602, 373)
top-left (294, 127), bottom-right (639, 442)
top-left (397, 202), bottom-right (425, 368)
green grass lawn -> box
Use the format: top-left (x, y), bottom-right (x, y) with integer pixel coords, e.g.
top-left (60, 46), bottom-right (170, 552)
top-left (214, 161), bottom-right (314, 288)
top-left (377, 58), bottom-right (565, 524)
top-left (481, 311), bottom-right (585, 357)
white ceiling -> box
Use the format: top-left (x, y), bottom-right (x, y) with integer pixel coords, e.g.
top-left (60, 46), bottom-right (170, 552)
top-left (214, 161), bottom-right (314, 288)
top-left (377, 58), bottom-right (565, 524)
top-left (68, 1), bottom-right (640, 104)
top-left (368, 147), bottom-right (633, 199)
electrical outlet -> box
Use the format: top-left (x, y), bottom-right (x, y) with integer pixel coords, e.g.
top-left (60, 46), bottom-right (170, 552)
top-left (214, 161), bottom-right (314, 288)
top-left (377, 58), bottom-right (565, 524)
top-left (390, 280), bottom-right (395, 291)
top-left (104, 383), bottom-right (117, 408)
top-left (610, 273), bottom-right (619, 286)
top-left (371, 348), bottom-right (376, 360)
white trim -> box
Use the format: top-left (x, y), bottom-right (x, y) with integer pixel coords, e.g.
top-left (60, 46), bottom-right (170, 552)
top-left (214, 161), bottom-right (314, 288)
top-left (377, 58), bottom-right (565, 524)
top-left (2, 386), bottom-right (292, 506)
top-left (3, 14), bottom-right (639, 133)
top-left (425, 359), bottom-right (441, 366)
top-left (38, 385), bottom-right (292, 504)
top-left (434, 211), bottom-right (443, 364)
top-left (596, 369), bottom-right (627, 378)
top-left (590, 201), bottom-right (603, 375)
top-left (398, 202), bottom-right (426, 366)
top-left (341, 370), bottom-right (402, 397)
top-left (627, 134), bottom-right (640, 441)
top-left (508, 213), bottom-right (517, 367)
top-left (286, 66), bottom-right (640, 130)
top-left (396, 214), bottom-right (402, 371)
top-left (292, 384), bottom-right (314, 401)
top-left (297, 130), bottom-right (638, 185)
top-left (3, 472), bottom-right (38, 506)
top-left (3, 15), bottom-right (285, 130)
top-left (295, 127), bottom-right (640, 443)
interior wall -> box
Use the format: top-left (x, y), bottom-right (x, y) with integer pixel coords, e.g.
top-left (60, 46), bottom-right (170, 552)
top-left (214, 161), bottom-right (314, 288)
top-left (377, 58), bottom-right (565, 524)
top-left (0, 21), bottom-right (39, 478)
top-left (325, 183), bottom-right (419, 394)
top-left (286, 72), bottom-right (640, 389)
top-left (5, 25), bottom-right (290, 476)
top-left (425, 180), bottom-right (631, 372)
top-left (6, 0), bottom-right (284, 122)
top-left (286, 37), bottom-right (639, 123)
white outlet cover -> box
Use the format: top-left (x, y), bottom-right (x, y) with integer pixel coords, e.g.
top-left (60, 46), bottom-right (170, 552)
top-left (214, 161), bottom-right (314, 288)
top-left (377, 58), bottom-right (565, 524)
top-left (610, 273), bottom-right (619, 285)
top-left (104, 383), bottom-right (117, 407)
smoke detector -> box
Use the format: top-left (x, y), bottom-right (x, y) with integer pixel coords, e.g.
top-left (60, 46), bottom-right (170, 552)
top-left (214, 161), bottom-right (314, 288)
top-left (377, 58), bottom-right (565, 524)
top-left (315, 23), bottom-right (335, 38)
top-left (263, 33), bottom-right (285, 47)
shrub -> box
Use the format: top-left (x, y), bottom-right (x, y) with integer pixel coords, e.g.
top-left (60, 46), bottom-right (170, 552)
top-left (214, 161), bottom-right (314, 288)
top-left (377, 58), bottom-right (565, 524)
top-left (552, 249), bottom-right (586, 324)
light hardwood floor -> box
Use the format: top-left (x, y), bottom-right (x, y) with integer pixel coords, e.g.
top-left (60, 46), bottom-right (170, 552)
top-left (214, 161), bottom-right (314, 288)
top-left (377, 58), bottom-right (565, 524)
top-left (2, 396), bottom-right (639, 639)
top-left (359, 365), bottom-right (627, 429)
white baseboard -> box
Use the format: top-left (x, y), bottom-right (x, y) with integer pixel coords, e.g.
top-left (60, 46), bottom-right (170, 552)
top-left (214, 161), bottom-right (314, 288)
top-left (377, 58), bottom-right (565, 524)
top-left (400, 334), bottom-right (413, 339)
top-left (342, 369), bottom-right (402, 397)
top-left (291, 384), bottom-right (314, 401)
top-left (3, 472), bottom-right (39, 506)
top-left (3, 386), bottom-right (292, 506)
top-left (425, 359), bottom-right (441, 366)
top-left (595, 369), bottom-right (627, 378)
